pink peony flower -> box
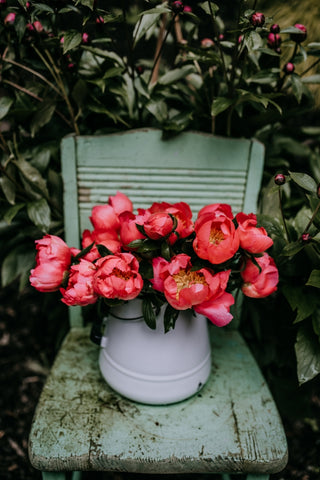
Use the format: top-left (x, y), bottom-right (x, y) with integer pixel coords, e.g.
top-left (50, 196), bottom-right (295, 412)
top-left (29, 235), bottom-right (72, 292)
top-left (108, 191), bottom-right (133, 216)
top-left (81, 229), bottom-right (121, 261)
top-left (236, 212), bottom-right (273, 253)
top-left (193, 206), bottom-right (239, 264)
top-left (148, 201), bottom-right (193, 244)
top-left (119, 210), bottom-right (148, 249)
top-left (151, 254), bottom-right (234, 326)
top-left (34, 235), bottom-right (71, 266)
top-left (90, 204), bottom-right (120, 232)
top-left (241, 253), bottom-right (279, 298)
top-left (30, 262), bottom-right (69, 293)
top-left (60, 259), bottom-right (98, 306)
top-left (144, 212), bottom-right (174, 240)
top-left (93, 253), bottom-right (143, 300)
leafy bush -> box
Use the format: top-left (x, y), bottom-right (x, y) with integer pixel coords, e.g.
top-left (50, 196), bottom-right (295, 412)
top-left (1, 0), bottom-right (320, 383)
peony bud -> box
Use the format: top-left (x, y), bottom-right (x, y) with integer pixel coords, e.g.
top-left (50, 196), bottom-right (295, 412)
top-left (183, 5), bottom-right (192, 13)
top-left (82, 32), bottom-right (89, 43)
top-left (290, 24), bottom-right (307, 43)
top-left (135, 65), bottom-right (144, 75)
top-left (274, 173), bottom-right (286, 186)
top-left (283, 62), bottom-right (295, 74)
top-left (201, 38), bottom-right (214, 48)
top-left (270, 24), bottom-right (280, 34)
top-left (96, 15), bottom-right (104, 24)
top-left (250, 12), bottom-right (265, 28)
top-left (33, 21), bottom-right (44, 33)
top-left (171, 1), bottom-right (184, 13)
top-left (218, 34), bottom-right (225, 41)
top-left (0, 0), bottom-right (7, 5)
top-left (267, 32), bottom-right (281, 50)
top-left (4, 12), bottom-right (16, 25)
top-left (301, 233), bottom-right (311, 243)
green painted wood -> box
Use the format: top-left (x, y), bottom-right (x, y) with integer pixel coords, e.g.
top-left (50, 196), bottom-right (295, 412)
top-left (29, 326), bottom-right (287, 474)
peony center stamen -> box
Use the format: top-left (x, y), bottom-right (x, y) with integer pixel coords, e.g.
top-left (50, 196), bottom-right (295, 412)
top-left (112, 267), bottom-right (131, 281)
top-left (173, 269), bottom-right (207, 300)
top-left (209, 227), bottom-right (225, 245)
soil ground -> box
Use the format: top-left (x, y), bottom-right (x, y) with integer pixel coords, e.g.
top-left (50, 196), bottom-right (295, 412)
top-left (1, 284), bottom-right (319, 480)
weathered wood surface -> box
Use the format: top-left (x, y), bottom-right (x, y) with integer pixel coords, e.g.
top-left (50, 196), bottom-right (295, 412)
top-left (29, 326), bottom-right (288, 474)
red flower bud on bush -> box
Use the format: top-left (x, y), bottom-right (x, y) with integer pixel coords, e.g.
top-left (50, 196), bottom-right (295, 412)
top-left (283, 62), bottom-right (295, 74)
top-left (250, 12), bottom-right (265, 28)
top-left (135, 65), bottom-right (144, 75)
top-left (274, 173), bottom-right (286, 186)
top-left (301, 233), bottom-right (311, 243)
top-left (201, 38), bottom-right (214, 48)
top-left (172, 1), bottom-right (184, 13)
top-left (270, 24), bottom-right (280, 34)
top-left (4, 12), bottom-right (16, 25)
top-left (0, 0), bottom-right (7, 5)
top-left (267, 32), bottom-right (281, 50)
top-left (96, 15), bottom-right (104, 24)
top-left (218, 34), bottom-right (225, 41)
top-left (183, 5), bottom-right (192, 13)
top-left (82, 32), bottom-right (89, 43)
top-left (291, 24), bottom-right (307, 43)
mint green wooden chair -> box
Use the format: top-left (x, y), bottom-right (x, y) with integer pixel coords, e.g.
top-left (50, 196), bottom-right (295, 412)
top-left (28, 129), bottom-right (288, 480)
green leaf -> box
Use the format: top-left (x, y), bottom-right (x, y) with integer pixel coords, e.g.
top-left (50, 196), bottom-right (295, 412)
top-left (295, 323), bottom-right (320, 384)
top-left (27, 198), bottom-right (51, 232)
top-left (3, 203), bottom-right (25, 224)
top-left (198, 2), bottom-right (219, 15)
top-left (289, 171), bottom-right (317, 194)
top-left (33, 2), bottom-right (54, 12)
top-left (282, 285), bottom-right (317, 323)
top-left (96, 244), bottom-right (113, 257)
top-left (158, 65), bottom-right (195, 85)
top-left (244, 30), bottom-right (263, 51)
top-left (290, 73), bottom-right (304, 103)
top-left (0, 97), bottom-right (14, 120)
top-left (30, 100), bottom-right (56, 137)
top-left (164, 304), bottom-right (179, 333)
top-left (280, 26), bottom-right (306, 34)
top-left (256, 214), bottom-right (284, 237)
top-left (302, 75), bottom-right (320, 84)
top-left (211, 97), bottom-right (233, 116)
top-left (72, 79), bottom-right (88, 107)
top-left (13, 158), bottom-right (49, 198)
top-left (1, 245), bottom-right (35, 288)
top-left (62, 31), bottom-right (82, 54)
top-left (0, 162), bottom-right (16, 205)
top-left (306, 270), bottom-right (320, 288)
top-left (134, 9), bottom-right (165, 46)
top-left (78, 0), bottom-right (94, 9)
top-left (281, 240), bottom-right (305, 257)
top-left (142, 298), bottom-right (157, 330)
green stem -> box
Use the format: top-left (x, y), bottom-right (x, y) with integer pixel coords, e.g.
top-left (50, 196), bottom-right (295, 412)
top-left (2, 56), bottom-right (62, 97)
top-left (207, 1), bottom-right (230, 94)
top-left (278, 187), bottom-right (290, 242)
top-left (300, 57), bottom-right (320, 77)
top-left (148, 14), bottom-right (177, 85)
top-left (303, 199), bottom-right (320, 235)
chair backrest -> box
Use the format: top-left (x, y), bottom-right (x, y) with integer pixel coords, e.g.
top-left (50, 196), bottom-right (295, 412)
top-left (61, 129), bottom-right (264, 327)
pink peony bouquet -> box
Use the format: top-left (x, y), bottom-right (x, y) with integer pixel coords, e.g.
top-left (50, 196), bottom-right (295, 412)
top-left (30, 192), bottom-right (278, 332)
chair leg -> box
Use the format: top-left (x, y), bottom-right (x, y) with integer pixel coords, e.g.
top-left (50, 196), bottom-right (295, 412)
top-left (42, 473), bottom-right (67, 480)
top-left (42, 472), bottom-right (82, 480)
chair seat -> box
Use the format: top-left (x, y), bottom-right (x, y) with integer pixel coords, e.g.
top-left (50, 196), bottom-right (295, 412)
top-left (29, 325), bottom-right (288, 475)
